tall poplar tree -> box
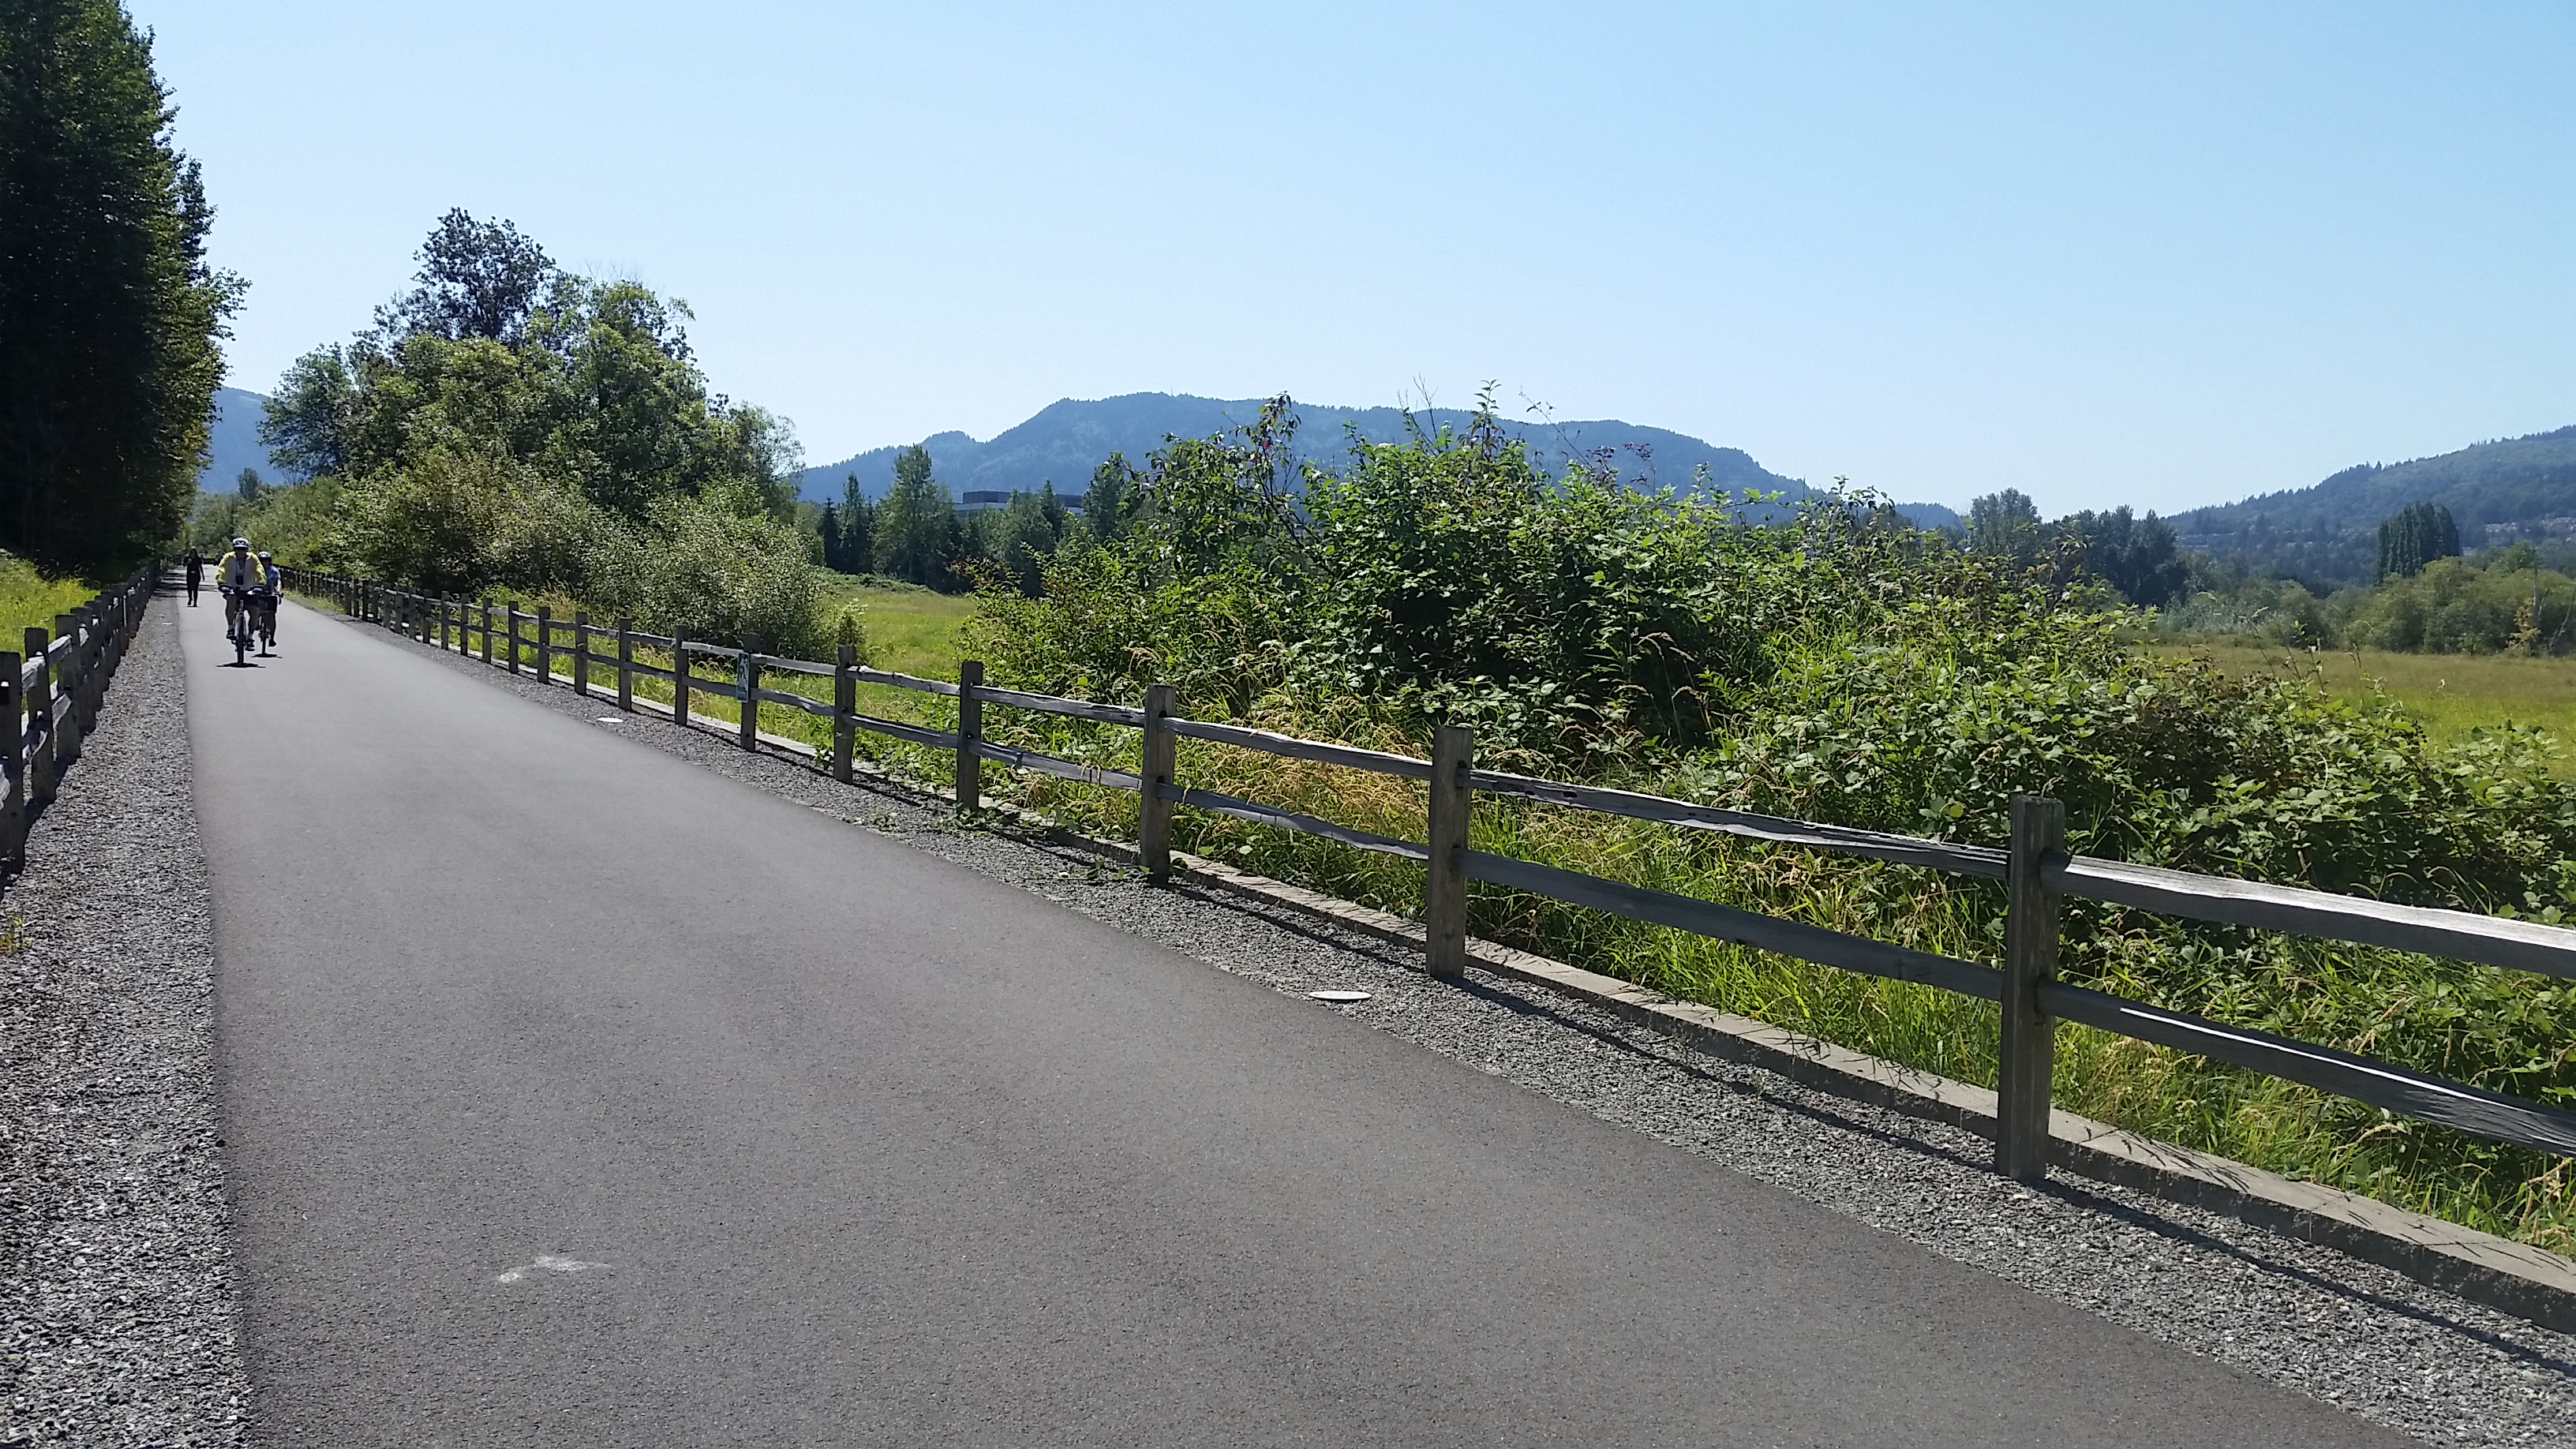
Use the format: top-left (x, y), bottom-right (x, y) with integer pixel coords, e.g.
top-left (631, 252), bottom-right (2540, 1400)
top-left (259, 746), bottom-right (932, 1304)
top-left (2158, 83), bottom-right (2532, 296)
top-left (0, 0), bottom-right (242, 575)
top-left (873, 444), bottom-right (954, 586)
top-left (2375, 501), bottom-right (2461, 582)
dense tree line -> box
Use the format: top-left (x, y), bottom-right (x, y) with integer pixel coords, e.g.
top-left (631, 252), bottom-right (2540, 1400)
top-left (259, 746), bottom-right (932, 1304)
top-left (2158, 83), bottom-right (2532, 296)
top-left (247, 211), bottom-right (818, 649)
top-left (1959, 488), bottom-right (2188, 608)
top-left (0, 0), bottom-right (242, 577)
top-left (815, 445), bottom-right (1121, 596)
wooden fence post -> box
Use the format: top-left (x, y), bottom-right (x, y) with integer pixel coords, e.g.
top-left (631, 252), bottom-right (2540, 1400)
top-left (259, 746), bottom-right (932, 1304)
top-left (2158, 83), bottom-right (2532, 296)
top-left (77, 609), bottom-right (98, 727)
top-left (24, 627), bottom-right (53, 809)
top-left (954, 660), bottom-right (983, 811)
top-left (1140, 683), bottom-right (1175, 881)
top-left (616, 618), bottom-right (634, 712)
top-left (573, 612), bottom-right (591, 696)
top-left (478, 599), bottom-right (493, 665)
top-left (0, 653), bottom-right (21, 868)
top-left (738, 635), bottom-right (760, 751)
top-left (504, 603), bottom-right (522, 675)
top-left (672, 634), bottom-right (690, 726)
top-left (535, 605), bottom-right (552, 682)
top-left (1999, 794), bottom-right (2066, 1182)
top-left (1425, 724), bottom-right (1473, 980)
top-left (51, 616), bottom-right (78, 766)
top-left (832, 642), bottom-right (856, 784)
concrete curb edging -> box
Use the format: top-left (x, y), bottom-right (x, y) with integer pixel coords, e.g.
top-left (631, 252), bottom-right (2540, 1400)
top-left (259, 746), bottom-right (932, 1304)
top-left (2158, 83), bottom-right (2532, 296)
top-left (356, 617), bottom-right (2576, 1335)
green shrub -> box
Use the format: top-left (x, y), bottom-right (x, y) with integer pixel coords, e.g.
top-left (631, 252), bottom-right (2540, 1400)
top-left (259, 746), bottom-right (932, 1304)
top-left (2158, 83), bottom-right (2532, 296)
top-left (617, 489), bottom-right (821, 654)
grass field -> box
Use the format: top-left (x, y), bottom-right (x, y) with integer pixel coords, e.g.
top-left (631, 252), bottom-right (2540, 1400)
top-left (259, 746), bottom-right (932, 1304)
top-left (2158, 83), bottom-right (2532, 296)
top-left (816, 575), bottom-right (979, 679)
top-left (0, 556), bottom-right (107, 648)
top-left (2155, 642), bottom-right (2576, 762)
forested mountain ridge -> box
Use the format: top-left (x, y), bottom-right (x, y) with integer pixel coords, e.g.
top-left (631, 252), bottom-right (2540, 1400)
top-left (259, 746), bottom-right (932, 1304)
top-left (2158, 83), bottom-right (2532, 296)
top-left (2170, 424), bottom-right (2576, 586)
top-left (800, 392), bottom-right (1964, 528)
top-left (196, 386), bottom-right (284, 492)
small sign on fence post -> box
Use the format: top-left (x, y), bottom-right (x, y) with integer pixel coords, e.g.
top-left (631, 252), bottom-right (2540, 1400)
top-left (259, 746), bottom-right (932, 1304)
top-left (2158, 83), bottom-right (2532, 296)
top-left (616, 618), bottom-right (634, 713)
top-left (1425, 724), bottom-right (1474, 980)
top-left (51, 616), bottom-right (79, 767)
top-left (955, 660), bottom-right (983, 813)
top-left (573, 612), bottom-right (590, 697)
top-left (738, 635), bottom-right (760, 751)
top-left (1999, 794), bottom-right (2067, 1182)
top-left (24, 627), bottom-right (52, 809)
top-left (832, 642), bottom-right (856, 784)
top-left (505, 604), bottom-right (522, 676)
top-left (672, 634), bottom-right (690, 726)
top-left (1139, 683), bottom-right (1175, 881)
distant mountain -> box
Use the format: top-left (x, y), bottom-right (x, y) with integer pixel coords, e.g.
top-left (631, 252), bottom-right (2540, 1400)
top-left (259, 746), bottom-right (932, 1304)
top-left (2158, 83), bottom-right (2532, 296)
top-left (2171, 425), bottom-right (2576, 586)
top-left (799, 393), bottom-right (1956, 527)
top-left (197, 386), bottom-right (297, 493)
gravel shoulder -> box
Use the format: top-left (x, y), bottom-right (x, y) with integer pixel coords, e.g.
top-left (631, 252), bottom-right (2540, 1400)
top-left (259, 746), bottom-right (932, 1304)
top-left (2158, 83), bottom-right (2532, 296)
top-left (0, 594), bottom-right (243, 1447)
top-left (355, 603), bottom-right (2575, 1449)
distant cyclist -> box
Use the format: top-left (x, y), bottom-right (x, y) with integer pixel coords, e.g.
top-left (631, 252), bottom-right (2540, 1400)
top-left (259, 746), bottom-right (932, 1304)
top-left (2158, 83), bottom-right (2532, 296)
top-left (257, 550), bottom-right (281, 646)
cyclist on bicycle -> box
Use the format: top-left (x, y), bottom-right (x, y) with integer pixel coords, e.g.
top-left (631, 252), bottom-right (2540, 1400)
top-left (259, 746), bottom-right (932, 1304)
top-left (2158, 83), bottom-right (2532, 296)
top-left (217, 537), bottom-right (264, 640)
top-left (257, 550), bottom-right (282, 646)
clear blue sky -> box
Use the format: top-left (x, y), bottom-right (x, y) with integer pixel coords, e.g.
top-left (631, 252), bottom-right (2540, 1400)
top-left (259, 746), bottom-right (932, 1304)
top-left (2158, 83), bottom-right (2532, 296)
top-left (131, 1), bottom-right (2573, 515)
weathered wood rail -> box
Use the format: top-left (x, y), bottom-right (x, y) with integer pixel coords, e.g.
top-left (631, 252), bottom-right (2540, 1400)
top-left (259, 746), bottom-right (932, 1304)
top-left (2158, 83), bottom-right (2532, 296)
top-left (293, 568), bottom-right (2576, 1178)
top-left (0, 564), bottom-right (159, 873)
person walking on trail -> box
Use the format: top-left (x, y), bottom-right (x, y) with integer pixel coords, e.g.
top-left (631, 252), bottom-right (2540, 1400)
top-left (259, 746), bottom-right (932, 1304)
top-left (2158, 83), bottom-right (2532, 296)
top-left (184, 550), bottom-right (202, 606)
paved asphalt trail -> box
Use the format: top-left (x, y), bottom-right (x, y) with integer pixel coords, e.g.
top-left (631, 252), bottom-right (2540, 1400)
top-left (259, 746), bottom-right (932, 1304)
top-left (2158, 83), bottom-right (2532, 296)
top-left (185, 599), bottom-right (2413, 1448)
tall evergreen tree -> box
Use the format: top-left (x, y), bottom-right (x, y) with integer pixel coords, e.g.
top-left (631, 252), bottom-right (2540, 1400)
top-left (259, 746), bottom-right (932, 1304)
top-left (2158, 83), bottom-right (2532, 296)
top-left (818, 501), bottom-right (843, 571)
top-left (0, 0), bottom-right (243, 574)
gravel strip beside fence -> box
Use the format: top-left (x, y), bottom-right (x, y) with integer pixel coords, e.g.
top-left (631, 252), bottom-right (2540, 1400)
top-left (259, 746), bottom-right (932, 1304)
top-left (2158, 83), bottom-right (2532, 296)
top-left (361, 606), bottom-right (2576, 1447)
top-left (0, 597), bottom-right (242, 1448)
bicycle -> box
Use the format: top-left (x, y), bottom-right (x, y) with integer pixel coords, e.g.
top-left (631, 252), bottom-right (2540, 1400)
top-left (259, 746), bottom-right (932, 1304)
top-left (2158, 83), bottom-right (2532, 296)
top-left (223, 586), bottom-right (271, 665)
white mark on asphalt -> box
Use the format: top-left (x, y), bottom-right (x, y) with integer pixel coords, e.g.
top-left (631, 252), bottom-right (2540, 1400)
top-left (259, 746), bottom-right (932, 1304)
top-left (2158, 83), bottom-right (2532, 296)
top-left (1308, 990), bottom-right (1372, 1004)
top-left (496, 1252), bottom-right (607, 1283)
top-left (596, 717), bottom-right (623, 724)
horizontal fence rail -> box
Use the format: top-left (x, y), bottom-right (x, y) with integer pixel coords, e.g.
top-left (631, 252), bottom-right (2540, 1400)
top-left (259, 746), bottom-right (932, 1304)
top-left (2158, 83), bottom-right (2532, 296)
top-left (290, 567), bottom-right (2576, 1178)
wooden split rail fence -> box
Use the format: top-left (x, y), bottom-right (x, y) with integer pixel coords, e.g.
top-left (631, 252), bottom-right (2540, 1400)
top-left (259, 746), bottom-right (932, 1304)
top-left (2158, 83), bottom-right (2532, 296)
top-left (294, 567), bottom-right (2576, 1180)
top-left (0, 564), bottom-right (159, 872)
